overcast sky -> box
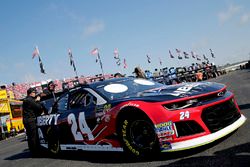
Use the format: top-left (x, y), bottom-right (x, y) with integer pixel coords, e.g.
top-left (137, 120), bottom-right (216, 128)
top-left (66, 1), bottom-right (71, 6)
top-left (0, 0), bottom-right (250, 84)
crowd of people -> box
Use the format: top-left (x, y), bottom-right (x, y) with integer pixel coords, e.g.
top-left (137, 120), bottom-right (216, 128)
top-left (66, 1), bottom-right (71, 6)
top-left (4, 74), bottom-right (112, 100)
top-left (133, 62), bottom-right (224, 85)
top-left (3, 62), bottom-right (224, 101)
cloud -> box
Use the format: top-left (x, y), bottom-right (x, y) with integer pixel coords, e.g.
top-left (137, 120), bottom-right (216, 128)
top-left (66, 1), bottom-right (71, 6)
top-left (218, 4), bottom-right (242, 24)
top-left (191, 38), bottom-right (209, 51)
top-left (240, 13), bottom-right (250, 25)
top-left (83, 20), bottom-right (105, 37)
top-left (46, 3), bottom-right (85, 24)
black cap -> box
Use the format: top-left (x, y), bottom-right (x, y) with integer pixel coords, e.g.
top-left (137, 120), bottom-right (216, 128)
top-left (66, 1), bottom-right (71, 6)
top-left (27, 88), bottom-right (36, 95)
top-left (48, 81), bottom-right (56, 86)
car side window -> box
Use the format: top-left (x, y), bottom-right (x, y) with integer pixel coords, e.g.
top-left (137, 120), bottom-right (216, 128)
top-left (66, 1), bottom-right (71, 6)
top-left (56, 94), bottom-right (69, 111)
top-left (69, 90), bottom-right (97, 109)
top-left (84, 93), bottom-right (97, 107)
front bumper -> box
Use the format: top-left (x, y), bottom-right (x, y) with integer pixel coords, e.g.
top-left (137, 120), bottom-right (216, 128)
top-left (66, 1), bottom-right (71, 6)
top-left (162, 114), bottom-right (246, 152)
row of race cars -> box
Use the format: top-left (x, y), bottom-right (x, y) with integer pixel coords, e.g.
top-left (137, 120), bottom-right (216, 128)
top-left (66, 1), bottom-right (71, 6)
top-left (34, 73), bottom-right (247, 159)
top-left (152, 65), bottom-right (225, 85)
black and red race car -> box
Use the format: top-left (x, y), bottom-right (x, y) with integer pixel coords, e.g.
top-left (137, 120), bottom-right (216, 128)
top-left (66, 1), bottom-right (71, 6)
top-left (36, 77), bottom-right (246, 157)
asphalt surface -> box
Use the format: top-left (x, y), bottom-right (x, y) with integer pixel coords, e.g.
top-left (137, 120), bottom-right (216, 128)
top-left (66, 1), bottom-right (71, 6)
top-left (0, 69), bottom-right (249, 167)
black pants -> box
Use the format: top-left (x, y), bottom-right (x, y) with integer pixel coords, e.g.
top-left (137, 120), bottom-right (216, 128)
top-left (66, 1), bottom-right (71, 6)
top-left (23, 119), bottom-right (39, 155)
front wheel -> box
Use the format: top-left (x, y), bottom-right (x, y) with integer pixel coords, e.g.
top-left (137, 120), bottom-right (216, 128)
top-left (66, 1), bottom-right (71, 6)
top-left (119, 115), bottom-right (159, 158)
top-left (47, 127), bottom-right (60, 155)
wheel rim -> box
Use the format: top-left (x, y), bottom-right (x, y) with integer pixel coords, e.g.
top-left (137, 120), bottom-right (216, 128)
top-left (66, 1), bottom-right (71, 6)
top-left (50, 139), bottom-right (59, 154)
top-left (130, 120), bottom-right (157, 150)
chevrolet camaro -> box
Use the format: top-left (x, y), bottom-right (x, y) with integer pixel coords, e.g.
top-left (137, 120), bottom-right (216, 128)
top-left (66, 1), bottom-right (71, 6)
top-left (36, 77), bottom-right (246, 158)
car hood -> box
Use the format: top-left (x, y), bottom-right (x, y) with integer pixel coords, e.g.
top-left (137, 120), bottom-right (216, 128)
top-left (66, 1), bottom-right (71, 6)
top-left (113, 82), bottom-right (226, 103)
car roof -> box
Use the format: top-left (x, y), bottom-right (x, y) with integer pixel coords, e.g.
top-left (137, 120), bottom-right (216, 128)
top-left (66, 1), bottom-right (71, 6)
top-left (87, 77), bottom-right (133, 90)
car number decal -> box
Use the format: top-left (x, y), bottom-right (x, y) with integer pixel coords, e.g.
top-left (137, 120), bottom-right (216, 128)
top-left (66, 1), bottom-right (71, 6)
top-left (167, 83), bottom-right (202, 96)
top-left (67, 112), bottom-right (94, 141)
top-left (180, 111), bottom-right (190, 120)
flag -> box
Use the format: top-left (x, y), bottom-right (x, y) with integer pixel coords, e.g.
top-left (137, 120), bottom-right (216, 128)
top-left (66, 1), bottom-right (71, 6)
top-left (32, 46), bottom-right (40, 59)
top-left (72, 62), bottom-right (76, 72)
top-left (68, 48), bottom-right (76, 72)
top-left (183, 51), bottom-right (189, 59)
top-left (203, 54), bottom-right (209, 61)
top-left (114, 48), bottom-right (119, 59)
top-left (159, 57), bottom-right (162, 65)
top-left (176, 48), bottom-right (181, 53)
top-left (32, 46), bottom-right (45, 74)
top-left (146, 54), bottom-right (151, 63)
top-left (169, 50), bottom-right (174, 58)
top-left (91, 48), bottom-right (99, 63)
top-left (91, 48), bottom-right (105, 76)
top-left (210, 49), bottom-right (215, 58)
top-left (68, 48), bottom-right (73, 65)
top-left (191, 51), bottom-right (196, 58)
top-left (176, 48), bottom-right (182, 59)
top-left (114, 48), bottom-right (121, 66)
top-left (116, 58), bottom-right (121, 66)
top-left (95, 57), bottom-right (98, 63)
top-left (99, 54), bottom-right (103, 69)
top-left (196, 55), bottom-right (201, 61)
top-left (38, 56), bottom-right (46, 74)
top-left (123, 58), bottom-right (127, 69)
top-left (91, 48), bottom-right (99, 55)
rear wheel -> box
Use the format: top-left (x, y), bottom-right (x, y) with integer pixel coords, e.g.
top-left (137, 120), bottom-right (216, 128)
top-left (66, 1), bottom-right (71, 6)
top-left (119, 114), bottom-right (159, 158)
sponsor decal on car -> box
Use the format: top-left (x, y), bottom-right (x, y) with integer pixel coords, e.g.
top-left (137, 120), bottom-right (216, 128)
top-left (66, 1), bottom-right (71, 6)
top-left (120, 102), bottom-right (140, 110)
top-left (95, 104), bottom-right (111, 117)
top-left (37, 114), bottom-right (60, 126)
top-left (122, 120), bottom-right (140, 156)
top-left (159, 136), bottom-right (173, 142)
top-left (166, 83), bottom-right (204, 96)
top-left (60, 144), bottom-right (123, 152)
top-left (37, 127), bottom-right (45, 144)
top-left (155, 121), bottom-right (175, 137)
top-left (160, 141), bottom-right (172, 151)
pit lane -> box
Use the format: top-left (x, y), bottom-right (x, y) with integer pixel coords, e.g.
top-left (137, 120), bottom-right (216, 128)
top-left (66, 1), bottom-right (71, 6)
top-left (0, 69), bottom-right (249, 167)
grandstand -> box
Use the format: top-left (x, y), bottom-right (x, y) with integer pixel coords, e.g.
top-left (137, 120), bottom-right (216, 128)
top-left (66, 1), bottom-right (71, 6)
top-left (4, 74), bottom-right (113, 100)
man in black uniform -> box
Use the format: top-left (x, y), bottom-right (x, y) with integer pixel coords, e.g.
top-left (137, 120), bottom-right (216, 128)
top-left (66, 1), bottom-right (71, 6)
top-left (42, 81), bottom-right (56, 101)
top-left (22, 88), bottom-right (43, 156)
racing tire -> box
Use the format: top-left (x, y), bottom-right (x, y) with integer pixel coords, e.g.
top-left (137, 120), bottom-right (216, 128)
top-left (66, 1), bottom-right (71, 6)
top-left (47, 127), bottom-right (60, 155)
top-left (119, 114), bottom-right (160, 159)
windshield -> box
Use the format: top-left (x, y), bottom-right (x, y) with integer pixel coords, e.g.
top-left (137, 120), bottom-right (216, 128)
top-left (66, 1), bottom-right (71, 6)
top-left (95, 78), bottom-right (164, 100)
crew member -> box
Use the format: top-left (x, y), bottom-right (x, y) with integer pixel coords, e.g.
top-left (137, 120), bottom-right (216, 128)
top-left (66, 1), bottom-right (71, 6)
top-left (22, 88), bottom-right (44, 156)
top-left (42, 81), bottom-right (56, 102)
top-left (133, 67), bottom-right (146, 79)
top-left (114, 72), bottom-right (124, 78)
top-left (196, 70), bottom-right (203, 81)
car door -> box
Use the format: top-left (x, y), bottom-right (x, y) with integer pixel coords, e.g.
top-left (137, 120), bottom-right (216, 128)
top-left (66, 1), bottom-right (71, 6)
top-left (64, 88), bottom-right (98, 144)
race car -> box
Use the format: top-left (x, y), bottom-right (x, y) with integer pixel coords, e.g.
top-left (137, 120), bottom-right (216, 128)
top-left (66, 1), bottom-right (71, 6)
top-left (36, 77), bottom-right (246, 158)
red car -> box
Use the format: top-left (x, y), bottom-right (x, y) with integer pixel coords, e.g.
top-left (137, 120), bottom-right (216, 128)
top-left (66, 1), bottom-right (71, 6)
top-left (36, 77), bottom-right (246, 158)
